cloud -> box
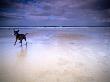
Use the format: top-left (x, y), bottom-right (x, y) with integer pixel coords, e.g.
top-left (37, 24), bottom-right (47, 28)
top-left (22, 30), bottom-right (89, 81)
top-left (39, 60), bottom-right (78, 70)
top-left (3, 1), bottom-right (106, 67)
top-left (79, 0), bottom-right (110, 10)
top-left (0, 12), bottom-right (25, 20)
top-left (0, 0), bottom-right (110, 26)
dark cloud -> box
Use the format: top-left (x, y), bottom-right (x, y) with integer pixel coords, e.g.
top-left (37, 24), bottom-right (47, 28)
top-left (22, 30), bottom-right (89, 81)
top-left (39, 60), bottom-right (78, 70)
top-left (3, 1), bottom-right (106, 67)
top-left (1, 0), bottom-right (110, 10)
top-left (0, 0), bottom-right (110, 26)
top-left (95, 0), bottom-right (110, 10)
top-left (80, 0), bottom-right (110, 10)
top-left (0, 0), bottom-right (35, 8)
top-left (0, 1), bottom-right (13, 8)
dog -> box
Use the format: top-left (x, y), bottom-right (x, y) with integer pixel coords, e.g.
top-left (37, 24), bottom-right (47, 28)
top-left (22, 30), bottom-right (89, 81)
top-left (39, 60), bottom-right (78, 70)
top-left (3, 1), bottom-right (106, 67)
top-left (14, 29), bottom-right (28, 46)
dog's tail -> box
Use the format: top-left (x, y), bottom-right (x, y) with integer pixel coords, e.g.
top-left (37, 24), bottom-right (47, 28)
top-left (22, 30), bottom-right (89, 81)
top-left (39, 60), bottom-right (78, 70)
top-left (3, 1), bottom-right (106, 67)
top-left (25, 33), bottom-right (28, 36)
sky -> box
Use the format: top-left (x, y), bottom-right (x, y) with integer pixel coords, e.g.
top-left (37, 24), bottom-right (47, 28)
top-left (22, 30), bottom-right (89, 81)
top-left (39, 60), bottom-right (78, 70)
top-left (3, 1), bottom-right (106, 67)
top-left (0, 0), bottom-right (110, 26)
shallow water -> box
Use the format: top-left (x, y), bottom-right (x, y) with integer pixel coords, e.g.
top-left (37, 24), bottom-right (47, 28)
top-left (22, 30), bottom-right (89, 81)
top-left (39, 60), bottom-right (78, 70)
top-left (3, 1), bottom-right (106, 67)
top-left (0, 27), bottom-right (110, 82)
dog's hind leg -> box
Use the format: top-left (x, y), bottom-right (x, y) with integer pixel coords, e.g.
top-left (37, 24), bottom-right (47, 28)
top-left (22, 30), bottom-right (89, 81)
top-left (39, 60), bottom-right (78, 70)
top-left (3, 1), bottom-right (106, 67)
top-left (24, 37), bottom-right (27, 46)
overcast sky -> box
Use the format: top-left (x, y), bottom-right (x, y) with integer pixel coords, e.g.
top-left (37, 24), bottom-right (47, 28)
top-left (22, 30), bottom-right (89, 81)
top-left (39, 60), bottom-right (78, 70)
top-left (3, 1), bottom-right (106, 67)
top-left (0, 0), bottom-right (110, 26)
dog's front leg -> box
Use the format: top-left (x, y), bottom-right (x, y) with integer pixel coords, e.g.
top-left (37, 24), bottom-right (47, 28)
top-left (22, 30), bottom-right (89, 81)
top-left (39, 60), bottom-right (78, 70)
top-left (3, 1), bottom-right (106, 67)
top-left (14, 39), bottom-right (17, 45)
top-left (20, 40), bottom-right (22, 47)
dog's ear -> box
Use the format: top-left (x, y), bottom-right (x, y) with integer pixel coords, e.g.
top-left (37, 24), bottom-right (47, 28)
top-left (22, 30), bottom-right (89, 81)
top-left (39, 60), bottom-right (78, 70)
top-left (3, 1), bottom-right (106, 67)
top-left (17, 30), bottom-right (19, 32)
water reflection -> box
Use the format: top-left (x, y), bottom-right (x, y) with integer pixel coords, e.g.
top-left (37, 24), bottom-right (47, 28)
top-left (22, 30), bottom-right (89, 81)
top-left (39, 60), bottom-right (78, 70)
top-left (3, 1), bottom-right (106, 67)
top-left (17, 46), bottom-right (28, 60)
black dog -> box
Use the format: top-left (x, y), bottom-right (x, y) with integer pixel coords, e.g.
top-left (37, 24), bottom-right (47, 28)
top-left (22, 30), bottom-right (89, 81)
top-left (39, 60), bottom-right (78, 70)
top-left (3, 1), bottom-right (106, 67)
top-left (14, 30), bottom-right (28, 46)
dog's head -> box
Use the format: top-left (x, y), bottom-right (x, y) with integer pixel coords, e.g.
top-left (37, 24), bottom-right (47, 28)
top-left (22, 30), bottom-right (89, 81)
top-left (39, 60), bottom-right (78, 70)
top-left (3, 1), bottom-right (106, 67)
top-left (14, 30), bottom-right (19, 36)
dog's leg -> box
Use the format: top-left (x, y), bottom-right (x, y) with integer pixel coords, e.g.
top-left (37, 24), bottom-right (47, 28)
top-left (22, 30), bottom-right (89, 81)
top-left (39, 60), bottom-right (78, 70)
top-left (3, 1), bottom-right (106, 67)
top-left (14, 39), bottom-right (17, 45)
top-left (24, 37), bottom-right (27, 46)
top-left (20, 40), bottom-right (22, 47)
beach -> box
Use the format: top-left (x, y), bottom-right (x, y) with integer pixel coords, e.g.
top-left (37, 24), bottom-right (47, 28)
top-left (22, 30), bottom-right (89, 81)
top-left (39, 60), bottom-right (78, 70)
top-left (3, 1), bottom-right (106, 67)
top-left (0, 27), bottom-right (110, 82)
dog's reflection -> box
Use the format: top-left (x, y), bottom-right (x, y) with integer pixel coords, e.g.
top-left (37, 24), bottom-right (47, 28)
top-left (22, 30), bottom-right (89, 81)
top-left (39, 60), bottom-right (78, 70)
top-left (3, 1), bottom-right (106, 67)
top-left (17, 46), bottom-right (28, 58)
top-left (16, 46), bottom-right (28, 68)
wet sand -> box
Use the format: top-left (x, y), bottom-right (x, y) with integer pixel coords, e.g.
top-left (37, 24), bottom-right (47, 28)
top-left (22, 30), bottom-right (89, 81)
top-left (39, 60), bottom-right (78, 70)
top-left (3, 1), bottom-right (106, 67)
top-left (0, 27), bottom-right (110, 82)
